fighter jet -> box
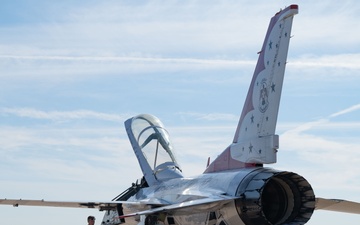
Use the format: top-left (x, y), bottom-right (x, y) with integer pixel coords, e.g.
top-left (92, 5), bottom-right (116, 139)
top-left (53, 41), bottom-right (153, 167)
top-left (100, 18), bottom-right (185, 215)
top-left (1, 4), bottom-right (359, 225)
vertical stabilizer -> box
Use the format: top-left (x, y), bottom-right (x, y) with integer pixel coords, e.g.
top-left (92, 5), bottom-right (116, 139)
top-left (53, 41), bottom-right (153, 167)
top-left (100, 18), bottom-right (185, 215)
top-left (205, 5), bottom-right (298, 173)
top-left (231, 5), bottom-right (298, 163)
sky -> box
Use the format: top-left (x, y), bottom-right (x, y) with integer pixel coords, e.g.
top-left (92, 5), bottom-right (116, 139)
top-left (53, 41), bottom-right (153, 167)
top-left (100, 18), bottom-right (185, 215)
top-left (0, 0), bottom-right (360, 224)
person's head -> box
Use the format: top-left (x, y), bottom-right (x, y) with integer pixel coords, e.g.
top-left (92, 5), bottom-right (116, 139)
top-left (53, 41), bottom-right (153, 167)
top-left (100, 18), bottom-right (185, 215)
top-left (87, 216), bottom-right (95, 224)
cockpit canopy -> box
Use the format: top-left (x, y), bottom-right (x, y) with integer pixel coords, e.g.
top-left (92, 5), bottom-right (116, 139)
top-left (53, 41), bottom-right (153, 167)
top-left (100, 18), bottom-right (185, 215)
top-left (125, 114), bottom-right (183, 186)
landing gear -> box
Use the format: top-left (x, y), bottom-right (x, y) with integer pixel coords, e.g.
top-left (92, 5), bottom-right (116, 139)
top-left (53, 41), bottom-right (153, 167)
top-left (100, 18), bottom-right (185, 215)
top-left (101, 178), bottom-right (148, 225)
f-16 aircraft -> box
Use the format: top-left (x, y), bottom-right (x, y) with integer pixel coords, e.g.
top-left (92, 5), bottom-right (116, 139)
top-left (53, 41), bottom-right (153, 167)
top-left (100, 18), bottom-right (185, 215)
top-left (1, 4), bottom-right (360, 225)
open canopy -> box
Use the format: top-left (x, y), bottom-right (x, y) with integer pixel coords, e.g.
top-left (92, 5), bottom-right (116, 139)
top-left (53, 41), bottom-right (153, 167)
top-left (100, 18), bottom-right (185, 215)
top-left (125, 114), bottom-right (183, 186)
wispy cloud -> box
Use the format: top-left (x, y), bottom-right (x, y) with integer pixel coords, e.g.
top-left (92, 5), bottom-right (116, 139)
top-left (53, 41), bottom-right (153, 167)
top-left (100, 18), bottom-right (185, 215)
top-left (281, 104), bottom-right (360, 166)
top-left (0, 54), bottom-right (256, 79)
top-left (283, 103), bottom-right (360, 137)
top-left (1, 53), bottom-right (359, 82)
top-left (177, 112), bottom-right (239, 122)
top-left (329, 103), bottom-right (360, 118)
top-left (0, 55), bottom-right (253, 66)
top-left (290, 54), bottom-right (360, 70)
top-left (2, 54), bottom-right (360, 69)
top-left (0, 108), bottom-right (128, 122)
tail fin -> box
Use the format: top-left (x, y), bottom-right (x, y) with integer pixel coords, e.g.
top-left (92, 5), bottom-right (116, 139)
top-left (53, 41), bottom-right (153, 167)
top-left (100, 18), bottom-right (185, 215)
top-left (205, 5), bottom-right (298, 173)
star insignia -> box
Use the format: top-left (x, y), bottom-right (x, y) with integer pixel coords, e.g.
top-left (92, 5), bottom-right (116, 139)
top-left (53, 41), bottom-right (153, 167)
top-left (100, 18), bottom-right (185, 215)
top-left (271, 83), bottom-right (275, 92)
top-left (249, 143), bottom-right (253, 153)
top-left (268, 41), bottom-right (272, 50)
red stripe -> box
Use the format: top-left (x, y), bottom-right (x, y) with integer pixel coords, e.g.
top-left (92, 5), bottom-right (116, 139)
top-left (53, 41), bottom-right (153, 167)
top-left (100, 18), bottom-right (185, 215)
top-left (290, 4), bottom-right (298, 10)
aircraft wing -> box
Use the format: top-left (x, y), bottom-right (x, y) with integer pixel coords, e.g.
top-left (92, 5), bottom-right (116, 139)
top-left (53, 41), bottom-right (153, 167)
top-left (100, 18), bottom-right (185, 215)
top-left (316, 197), bottom-right (360, 214)
top-left (121, 195), bottom-right (238, 218)
top-left (0, 199), bottom-right (146, 211)
top-left (1, 195), bottom-right (237, 217)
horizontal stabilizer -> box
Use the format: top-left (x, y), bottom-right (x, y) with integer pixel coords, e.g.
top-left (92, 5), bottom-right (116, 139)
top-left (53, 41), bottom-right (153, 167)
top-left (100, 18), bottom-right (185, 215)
top-left (121, 196), bottom-right (237, 218)
top-left (316, 197), bottom-right (360, 214)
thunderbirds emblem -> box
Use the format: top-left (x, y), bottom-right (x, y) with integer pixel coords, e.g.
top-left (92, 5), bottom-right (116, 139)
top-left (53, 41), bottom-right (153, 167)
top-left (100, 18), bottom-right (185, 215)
top-left (259, 78), bottom-right (269, 113)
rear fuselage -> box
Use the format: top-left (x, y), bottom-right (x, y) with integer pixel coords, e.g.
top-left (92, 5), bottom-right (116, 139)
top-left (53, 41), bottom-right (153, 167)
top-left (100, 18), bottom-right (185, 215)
top-left (129, 167), bottom-right (315, 225)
